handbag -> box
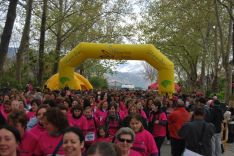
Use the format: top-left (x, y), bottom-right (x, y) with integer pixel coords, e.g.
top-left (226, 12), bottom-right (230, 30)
top-left (183, 148), bottom-right (203, 156)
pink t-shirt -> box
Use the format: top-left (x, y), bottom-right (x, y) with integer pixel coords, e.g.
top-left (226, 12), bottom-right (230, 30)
top-left (0, 105), bottom-right (9, 121)
top-left (104, 115), bottom-right (121, 137)
top-left (129, 149), bottom-right (141, 156)
top-left (18, 131), bottom-right (37, 156)
top-left (94, 109), bottom-right (108, 126)
top-left (34, 132), bottom-right (64, 156)
top-left (29, 124), bottom-right (46, 140)
top-left (85, 117), bottom-right (98, 145)
top-left (118, 110), bottom-right (126, 120)
top-left (95, 137), bottom-right (112, 143)
top-left (140, 110), bottom-right (147, 119)
top-left (26, 111), bottom-right (36, 120)
top-left (119, 101), bottom-right (127, 112)
top-left (151, 112), bottom-right (167, 137)
top-left (68, 115), bottom-right (87, 133)
top-left (132, 129), bottom-right (158, 156)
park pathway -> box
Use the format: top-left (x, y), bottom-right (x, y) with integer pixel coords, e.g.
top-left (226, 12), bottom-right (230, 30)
top-left (160, 141), bottom-right (234, 156)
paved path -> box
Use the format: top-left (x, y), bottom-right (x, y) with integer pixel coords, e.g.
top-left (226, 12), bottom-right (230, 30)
top-left (160, 141), bottom-right (234, 156)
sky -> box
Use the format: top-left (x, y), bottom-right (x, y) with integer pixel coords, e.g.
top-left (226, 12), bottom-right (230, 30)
top-left (115, 60), bottom-right (145, 73)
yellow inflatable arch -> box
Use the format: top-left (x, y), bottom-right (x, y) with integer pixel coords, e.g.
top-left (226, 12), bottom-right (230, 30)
top-left (46, 42), bottom-right (174, 94)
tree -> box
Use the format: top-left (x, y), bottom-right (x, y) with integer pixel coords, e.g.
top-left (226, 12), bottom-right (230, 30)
top-left (16, 0), bottom-right (34, 85)
top-left (89, 76), bottom-right (108, 89)
top-left (214, 0), bottom-right (233, 102)
top-left (44, 0), bottom-right (132, 77)
top-left (141, 61), bottom-right (157, 83)
top-left (0, 0), bottom-right (18, 74)
top-left (38, 0), bottom-right (48, 86)
top-left (138, 0), bottom-right (224, 93)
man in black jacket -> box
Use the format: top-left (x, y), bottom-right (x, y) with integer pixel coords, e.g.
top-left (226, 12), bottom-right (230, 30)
top-left (210, 100), bottom-right (224, 156)
top-left (179, 107), bottom-right (215, 156)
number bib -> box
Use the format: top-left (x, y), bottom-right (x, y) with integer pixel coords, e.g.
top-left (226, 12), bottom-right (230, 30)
top-left (85, 132), bottom-right (95, 141)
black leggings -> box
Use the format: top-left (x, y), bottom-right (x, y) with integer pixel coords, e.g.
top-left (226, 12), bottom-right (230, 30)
top-left (155, 136), bottom-right (165, 156)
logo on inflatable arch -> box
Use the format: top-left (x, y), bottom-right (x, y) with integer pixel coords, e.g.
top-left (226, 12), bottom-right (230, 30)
top-left (60, 77), bottom-right (70, 84)
top-left (161, 80), bottom-right (172, 88)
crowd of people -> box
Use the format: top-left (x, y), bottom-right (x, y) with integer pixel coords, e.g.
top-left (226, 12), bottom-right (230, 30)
top-left (0, 85), bottom-right (233, 156)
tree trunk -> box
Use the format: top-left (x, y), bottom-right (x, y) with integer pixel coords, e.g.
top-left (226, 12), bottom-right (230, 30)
top-left (38, 0), bottom-right (48, 86)
top-left (53, 0), bottom-right (63, 74)
top-left (16, 0), bottom-right (33, 85)
top-left (188, 67), bottom-right (198, 92)
top-left (201, 23), bottom-right (211, 93)
top-left (224, 18), bottom-right (233, 103)
top-left (0, 0), bottom-right (18, 74)
top-left (224, 64), bottom-right (232, 103)
top-left (211, 24), bottom-right (219, 92)
top-left (214, 0), bottom-right (232, 102)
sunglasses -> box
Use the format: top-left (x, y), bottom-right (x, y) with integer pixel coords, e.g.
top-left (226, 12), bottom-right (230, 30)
top-left (118, 138), bottom-right (133, 143)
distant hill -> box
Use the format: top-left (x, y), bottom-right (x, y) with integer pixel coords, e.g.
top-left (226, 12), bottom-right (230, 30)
top-left (105, 71), bottom-right (151, 89)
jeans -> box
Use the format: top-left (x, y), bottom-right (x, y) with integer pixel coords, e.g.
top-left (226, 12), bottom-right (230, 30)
top-left (211, 133), bottom-right (222, 156)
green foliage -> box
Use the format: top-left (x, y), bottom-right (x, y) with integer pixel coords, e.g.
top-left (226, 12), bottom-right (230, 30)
top-left (137, 0), bottom-right (232, 93)
top-left (81, 59), bottom-right (126, 79)
top-left (0, 75), bottom-right (21, 89)
top-left (0, 63), bottom-right (34, 90)
top-left (89, 76), bottom-right (108, 89)
top-left (33, 0), bottom-right (133, 83)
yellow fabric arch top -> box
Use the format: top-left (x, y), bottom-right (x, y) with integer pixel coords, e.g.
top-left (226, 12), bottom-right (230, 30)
top-left (53, 42), bottom-right (174, 94)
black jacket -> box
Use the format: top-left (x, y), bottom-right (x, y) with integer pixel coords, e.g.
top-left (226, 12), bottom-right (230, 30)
top-left (210, 106), bottom-right (224, 133)
top-left (179, 120), bottom-right (215, 156)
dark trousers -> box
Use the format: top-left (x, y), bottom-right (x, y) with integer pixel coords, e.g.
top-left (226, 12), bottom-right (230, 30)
top-left (171, 137), bottom-right (185, 156)
top-left (166, 124), bottom-right (170, 140)
top-left (155, 136), bottom-right (165, 156)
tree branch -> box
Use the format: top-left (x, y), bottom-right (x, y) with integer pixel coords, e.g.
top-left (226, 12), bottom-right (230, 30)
top-left (217, 0), bottom-right (234, 21)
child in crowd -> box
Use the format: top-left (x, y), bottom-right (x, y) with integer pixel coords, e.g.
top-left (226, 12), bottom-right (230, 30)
top-left (96, 126), bottom-right (112, 143)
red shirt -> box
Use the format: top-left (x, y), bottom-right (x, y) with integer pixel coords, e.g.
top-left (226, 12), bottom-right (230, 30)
top-left (168, 107), bottom-right (191, 139)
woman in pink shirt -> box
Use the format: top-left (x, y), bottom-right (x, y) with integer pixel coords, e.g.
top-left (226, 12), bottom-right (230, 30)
top-left (63, 127), bottom-right (84, 156)
top-left (83, 106), bottom-right (98, 148)
top-left (0, 125), bottom-right (21, 156)
top-left (104, 102), bottom-right (121, 138)
top-left (29, 104), bottom-right (49, 139)
top-left (26, 99), bottom-right (39, 120)
top-left (136, 99), bottom-right (147, 119)
top-left (96, 126), bottom-right (112, 143)
top-left (129, 114), bottom-right (158, 156)
top-left (0, 100), bottom-right (12, 122)
top-left (7, 110), bottom-right (37, 156)
top-left (68, 105), bottom-right (87, 134)
top-left (115, 127), bottom-right (141, 156)
top-left (148, 101), bottom-right (167, 156)
top-left (34, 107), bottom-right (69, 156)
top-left (94, 100), bottom-right (108, 126)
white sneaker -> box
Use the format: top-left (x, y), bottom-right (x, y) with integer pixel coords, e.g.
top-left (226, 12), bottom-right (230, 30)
top-left (166, 140), bottom-right (170, 145)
